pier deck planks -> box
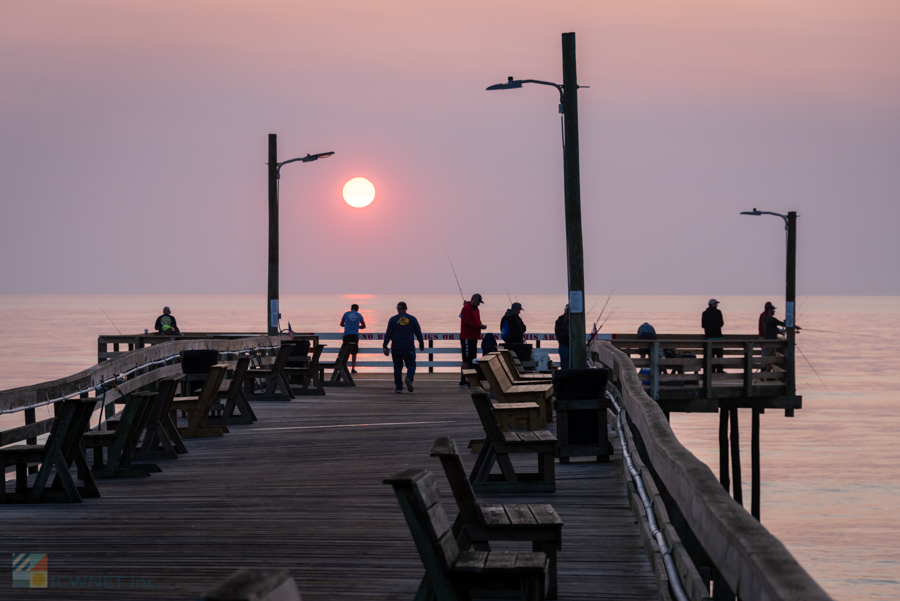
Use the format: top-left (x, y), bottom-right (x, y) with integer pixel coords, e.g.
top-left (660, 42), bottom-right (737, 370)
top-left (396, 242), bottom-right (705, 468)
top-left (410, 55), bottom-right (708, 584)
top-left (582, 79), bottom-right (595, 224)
top-left (1, 377), bottom-right (658, 600)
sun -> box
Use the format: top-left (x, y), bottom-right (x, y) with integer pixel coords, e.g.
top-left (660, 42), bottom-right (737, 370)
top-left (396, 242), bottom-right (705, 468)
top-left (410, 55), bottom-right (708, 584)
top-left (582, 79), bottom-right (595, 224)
top-left (342, 177), bottom-right (376, 208)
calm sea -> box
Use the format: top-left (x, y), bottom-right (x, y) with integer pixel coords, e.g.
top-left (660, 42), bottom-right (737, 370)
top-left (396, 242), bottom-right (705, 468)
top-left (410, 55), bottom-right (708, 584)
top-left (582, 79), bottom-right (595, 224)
top-left (1, 294), bottom-right (897, 600)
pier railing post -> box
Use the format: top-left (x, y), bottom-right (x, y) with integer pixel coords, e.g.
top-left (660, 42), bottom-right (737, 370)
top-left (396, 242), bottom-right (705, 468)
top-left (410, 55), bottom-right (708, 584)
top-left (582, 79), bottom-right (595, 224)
top-left (650, 341), bottom-right (659, 401)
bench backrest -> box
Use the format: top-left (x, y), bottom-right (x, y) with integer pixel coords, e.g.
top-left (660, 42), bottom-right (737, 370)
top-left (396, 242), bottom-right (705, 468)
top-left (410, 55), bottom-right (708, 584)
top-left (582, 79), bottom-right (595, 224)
top-left (469, 388), bottom-right (505, 444)
top-left (429, 437), bottom-right (481, 530)
top-left (199, 365), bottom-right (228, 402)
top-left (498, 349), bottom-right (524, 380)
top-left (384, 469), bottom-right (460, 600)
top-left (478, 353), bottom-right (512, 403)
top-left (225, 357), bottom-right (251, 397)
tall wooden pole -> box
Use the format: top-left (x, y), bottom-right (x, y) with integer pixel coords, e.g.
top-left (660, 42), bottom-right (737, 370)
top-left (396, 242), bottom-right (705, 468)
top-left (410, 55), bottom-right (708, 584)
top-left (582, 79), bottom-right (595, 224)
top-left (785, 211), bottom-right (797, 399)
top-left (267, 134), bottom-right (279, 336)
top-left (751, 408), bottom-right (761, 520)
top-left (562, 32), bottom-right (587, 369)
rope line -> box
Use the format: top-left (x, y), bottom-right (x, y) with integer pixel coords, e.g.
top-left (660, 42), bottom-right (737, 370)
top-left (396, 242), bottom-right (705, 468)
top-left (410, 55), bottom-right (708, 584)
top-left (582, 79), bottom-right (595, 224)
top-left (607, 383), bottom-right (690, 601)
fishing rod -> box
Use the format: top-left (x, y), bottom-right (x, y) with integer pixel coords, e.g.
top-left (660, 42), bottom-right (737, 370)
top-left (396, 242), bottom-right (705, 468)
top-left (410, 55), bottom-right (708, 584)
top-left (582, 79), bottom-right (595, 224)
top-left (99, 307), bottom-right (122, 335)
top-left (599, 306), bottom-right (618, 329)
top-left (447, 254), bottom-right (465, 303)
top-left (592, 290), bottom-right (613, 323)
top-left (506, 289), bottom-right (513, 305)
top-left (796, 344), bottom-right (829, 392)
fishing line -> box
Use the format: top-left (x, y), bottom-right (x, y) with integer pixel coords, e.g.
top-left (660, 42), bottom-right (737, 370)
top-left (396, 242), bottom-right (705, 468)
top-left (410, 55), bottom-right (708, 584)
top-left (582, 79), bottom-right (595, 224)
top-left (99, 307), bottom-right (122, 335)
top-left (796, 344), bottom-right (829, 392)
top-left (447, 255), bottom-right (465, 302)
top-left (600, 306), bottom-right (618, 328)
top-left (592, 290), bottom-right (613, 323)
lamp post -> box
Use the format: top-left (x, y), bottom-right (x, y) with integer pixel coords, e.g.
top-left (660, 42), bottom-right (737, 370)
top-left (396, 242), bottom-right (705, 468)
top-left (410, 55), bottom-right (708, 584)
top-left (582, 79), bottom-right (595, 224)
top-left (739, 208), bottom-right (798, 397)
top-left (267, 133), bottom-right (334, 336)
top-left (487, 32), bottom-right (590, 368)
top-left (740, 208), bottom-right (797, 521)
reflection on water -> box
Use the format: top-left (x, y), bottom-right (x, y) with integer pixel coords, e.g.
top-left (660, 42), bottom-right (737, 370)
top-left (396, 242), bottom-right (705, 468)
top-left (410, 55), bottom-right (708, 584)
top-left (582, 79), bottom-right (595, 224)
top-left (1, 294), bottom-right (898, 600)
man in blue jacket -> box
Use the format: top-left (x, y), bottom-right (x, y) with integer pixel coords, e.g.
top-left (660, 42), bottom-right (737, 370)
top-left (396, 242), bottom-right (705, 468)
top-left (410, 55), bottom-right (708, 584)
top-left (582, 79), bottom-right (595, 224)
top-left (383, 301), bottom-right (425, 393)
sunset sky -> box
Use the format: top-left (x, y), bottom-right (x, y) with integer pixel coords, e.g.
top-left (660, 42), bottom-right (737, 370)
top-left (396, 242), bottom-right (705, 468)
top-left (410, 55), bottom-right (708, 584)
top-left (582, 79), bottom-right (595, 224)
top-left (1, 1), bottom-right (898, 296)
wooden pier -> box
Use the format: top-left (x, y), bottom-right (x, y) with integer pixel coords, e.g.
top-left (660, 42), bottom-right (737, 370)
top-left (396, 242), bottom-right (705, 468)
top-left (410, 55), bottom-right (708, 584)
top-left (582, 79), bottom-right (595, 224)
top-left (1, 375), bottom-right (658, 600)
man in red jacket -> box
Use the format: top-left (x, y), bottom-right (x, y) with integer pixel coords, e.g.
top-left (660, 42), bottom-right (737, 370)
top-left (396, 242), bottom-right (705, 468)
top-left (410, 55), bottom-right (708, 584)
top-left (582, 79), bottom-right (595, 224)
top-left (459, 293), bottom-right (487, 386)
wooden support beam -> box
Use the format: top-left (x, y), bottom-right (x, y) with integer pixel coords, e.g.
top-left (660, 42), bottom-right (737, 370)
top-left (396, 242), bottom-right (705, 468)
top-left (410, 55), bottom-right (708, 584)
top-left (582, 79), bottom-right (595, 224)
top-left (730, 408), bottom-right (743, 506)
top-left (752, 407), bottom-right (761, 521)
top-left (718, 407), bottom-right (729, 492)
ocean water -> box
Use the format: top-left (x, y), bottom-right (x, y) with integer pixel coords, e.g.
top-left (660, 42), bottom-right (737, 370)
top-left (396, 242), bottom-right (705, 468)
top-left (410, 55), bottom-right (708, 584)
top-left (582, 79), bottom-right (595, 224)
top-left (1, 293), bottom-right (897, 600)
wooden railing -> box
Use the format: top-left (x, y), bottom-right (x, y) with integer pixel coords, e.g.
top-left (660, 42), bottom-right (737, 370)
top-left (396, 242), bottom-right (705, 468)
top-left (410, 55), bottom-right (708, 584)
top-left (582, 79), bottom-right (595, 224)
top-left (1, 337), bottom-right (282, 461)
top-left (592, 340), bottom-right (830, 601)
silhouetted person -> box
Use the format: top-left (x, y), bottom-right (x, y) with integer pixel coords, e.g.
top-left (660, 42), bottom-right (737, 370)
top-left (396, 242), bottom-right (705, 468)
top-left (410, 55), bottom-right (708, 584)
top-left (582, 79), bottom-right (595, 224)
top-left (340, 303), bottom-right (366, 374)
top-left (702, 299), bottom-right (725, 373)
top-left (383, 301), bottom-right (424, 394)
top-left (555, 305), bottom-right (570, 369)
top-left (500, 302), bottom-right (526, 344)
top-left (459, 294), bottom-right (486, 386)
top-left (154, 306), bottom-right (180, 335)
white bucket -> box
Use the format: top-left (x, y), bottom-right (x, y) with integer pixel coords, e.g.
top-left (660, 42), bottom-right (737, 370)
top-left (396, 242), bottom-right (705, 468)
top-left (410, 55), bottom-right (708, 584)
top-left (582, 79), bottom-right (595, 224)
top-left (532, 348), bottom-right (550, 371)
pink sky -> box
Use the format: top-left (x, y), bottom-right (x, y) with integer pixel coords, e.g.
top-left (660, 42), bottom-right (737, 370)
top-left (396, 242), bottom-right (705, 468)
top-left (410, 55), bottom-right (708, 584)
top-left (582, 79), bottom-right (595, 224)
top-left (1, 1), bottom-right (898, 296)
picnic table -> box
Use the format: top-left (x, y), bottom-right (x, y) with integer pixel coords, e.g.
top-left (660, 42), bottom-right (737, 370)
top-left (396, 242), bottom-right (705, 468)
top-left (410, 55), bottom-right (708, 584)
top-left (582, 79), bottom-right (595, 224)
top-left (1, 397), bottom-right (100, 503)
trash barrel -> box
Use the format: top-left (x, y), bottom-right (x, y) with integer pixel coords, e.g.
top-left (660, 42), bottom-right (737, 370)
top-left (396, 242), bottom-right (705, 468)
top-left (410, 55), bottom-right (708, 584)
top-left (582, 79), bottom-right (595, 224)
top-left (507, 343), bottom-right (533, 362)
top-left (552, 368), bottom-right (612, 463)
top-left (180, 350), bottom-right (220, 394)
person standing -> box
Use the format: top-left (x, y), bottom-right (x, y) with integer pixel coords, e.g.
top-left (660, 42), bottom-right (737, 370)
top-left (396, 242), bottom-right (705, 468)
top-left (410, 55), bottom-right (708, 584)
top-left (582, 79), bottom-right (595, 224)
top-left (459, 294), bottom-right (487, 386)
top-left (555, 305), bottom-right (570, 370)
top-left (154, 306), bottom-right (180, 335)
top-left (340, 303), bottom-right (366, 374)
top-left (759, 301), bottom-right (775, 339)
top-left (702, 299), bottom-right (725, 373)
top-left (761, 303), bottom-right (784, 372)
top-left (383, 301), bottom-right (424, 394)
top-left (500, 302), bottom-right (526, 344)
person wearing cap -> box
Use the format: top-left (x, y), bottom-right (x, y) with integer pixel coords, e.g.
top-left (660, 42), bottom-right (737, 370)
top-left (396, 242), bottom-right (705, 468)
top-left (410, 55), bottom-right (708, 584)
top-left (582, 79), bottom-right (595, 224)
top-left (702, 299), bottom-right (725, 373)
top-left (554, 305), bottom-right (570, 369)
top-left (382, 301), bottom-right (424, 393)
top-left (500, 302), bottom-right (527, 345)
top-left (761, 302), bottom-right (784, 372)
top-left (154, 306), bottom-right (180, 335)
top-left (459, 294), bottom-right (487, 386)
top-left (759, 301), bottom-right (775, 339)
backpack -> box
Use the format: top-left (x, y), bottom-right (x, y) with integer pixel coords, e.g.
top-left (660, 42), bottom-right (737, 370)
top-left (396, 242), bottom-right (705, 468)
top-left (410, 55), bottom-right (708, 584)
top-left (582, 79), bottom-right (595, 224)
top-left (500, 319), bottom-right (511, 342)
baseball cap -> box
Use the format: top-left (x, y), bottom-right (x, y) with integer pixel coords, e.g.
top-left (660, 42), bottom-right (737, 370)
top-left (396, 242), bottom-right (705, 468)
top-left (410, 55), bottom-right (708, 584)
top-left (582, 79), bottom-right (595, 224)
top-left (511, 302), bottom-right (523, 311)
top-left (708, 299), bottom-right (719, 306)
top-left (396, 301), bottom-right (407, 309)
top-left (471, 294), bottom-right (483, 305)
top-left (765, 301), bottom-right (776, 310)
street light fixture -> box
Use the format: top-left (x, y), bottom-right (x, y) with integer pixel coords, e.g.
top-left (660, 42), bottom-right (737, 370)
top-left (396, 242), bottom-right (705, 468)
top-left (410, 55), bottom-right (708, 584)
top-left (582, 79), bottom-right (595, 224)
top-left (267, 135), bottom-right (334, 336)
top-left (739, 207), bottom-right (798, 400)
top-left (486, 33), bottom-right (592, 368)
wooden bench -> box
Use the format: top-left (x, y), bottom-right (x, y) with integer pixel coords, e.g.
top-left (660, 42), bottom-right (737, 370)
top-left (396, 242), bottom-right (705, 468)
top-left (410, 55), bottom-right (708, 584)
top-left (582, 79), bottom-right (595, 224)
top-left (82, 385), bottom-right (163, 479)
top-left (498, 349), bottom-right (553, 382)
top-left (468, 388), bottom-right (557, 493)
top-left (480, 354), bottom-right (554, 424)
top-left (244, 345), bottom-right (295, 401)
top-left (384, 468), bottom-right (549, 601)
top-left (317, 342), bottom-right (355, 387)
top-left (206, 357), bottom-right (257, 426)
top-left (200, 568), bottom-right (301, 601)
top-left (463, 370), bottom-right (541, 432)
top-left (1, 397), bottom-right (100, 503)
top-left (133, 376), bottom-right (187, 462)
top-left (285, 343), bottom-right (326, 396)
top-left (171, 365), bottom-right (229, 438)
top-left (430, 436), bottom-right (563, 599)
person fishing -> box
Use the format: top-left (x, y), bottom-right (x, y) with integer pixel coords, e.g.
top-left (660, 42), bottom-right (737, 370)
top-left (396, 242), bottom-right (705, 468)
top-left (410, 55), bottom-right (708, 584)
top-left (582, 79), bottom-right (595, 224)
top-left (555, 305), bottom-right (570, 369)
top-left (702, 299), bottom-right (725, 373)
top-left (500, 302), bottom-right (526, 344)
top-left (459, 293), bottom-right (486, 386)
top-left (154, 306), bottom-right (181, 335)
top-left (339, 303), bottom-right (366, 374)
top-left (760, 303), bottom-right (801, 371)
